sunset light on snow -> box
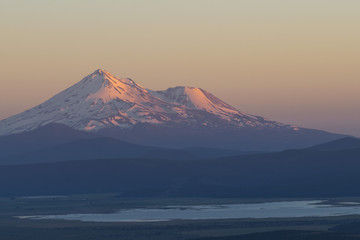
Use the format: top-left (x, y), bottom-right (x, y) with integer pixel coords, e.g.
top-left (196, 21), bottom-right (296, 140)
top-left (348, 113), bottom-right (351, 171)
top-left (1, 2), bottom-right (360, 239)
top-left (0, 0), bottom-right (359, 136)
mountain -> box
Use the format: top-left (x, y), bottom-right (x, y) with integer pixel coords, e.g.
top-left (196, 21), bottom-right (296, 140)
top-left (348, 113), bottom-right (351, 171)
top-left (0, 69), bottom-right (295, 135)
top-left (0, 69), bottom-right (345, 151)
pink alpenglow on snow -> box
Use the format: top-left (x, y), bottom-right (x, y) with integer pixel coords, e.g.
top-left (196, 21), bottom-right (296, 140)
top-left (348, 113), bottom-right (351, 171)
top-left (0, 69), bottom-right (298, 136)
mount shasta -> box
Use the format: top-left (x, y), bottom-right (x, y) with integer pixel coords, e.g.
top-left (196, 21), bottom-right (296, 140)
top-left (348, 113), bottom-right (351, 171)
top-left (0, 69), bottom-right (344, 151)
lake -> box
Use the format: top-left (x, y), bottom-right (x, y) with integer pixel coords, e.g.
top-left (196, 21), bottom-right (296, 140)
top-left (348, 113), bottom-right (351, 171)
top-left (18, 200), bottom-right (360, 222)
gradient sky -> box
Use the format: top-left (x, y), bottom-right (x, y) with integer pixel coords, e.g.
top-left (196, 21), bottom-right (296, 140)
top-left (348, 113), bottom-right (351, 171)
top-left (1, 0), bottom-right (359, 136)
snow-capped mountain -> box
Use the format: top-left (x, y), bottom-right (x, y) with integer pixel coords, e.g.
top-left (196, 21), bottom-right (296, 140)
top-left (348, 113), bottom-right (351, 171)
top-left (0, 69), bottom-right (297, 136)
top-left (0, 69), bottom-right (345, 151)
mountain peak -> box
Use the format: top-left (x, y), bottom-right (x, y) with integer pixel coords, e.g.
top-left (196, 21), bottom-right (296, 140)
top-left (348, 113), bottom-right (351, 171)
top-left (92, 69), bottom-right (110, 76)
top-left (149, 86), bottom-right (239, 114)
top-left (87, 69), bottom-right (137, 87)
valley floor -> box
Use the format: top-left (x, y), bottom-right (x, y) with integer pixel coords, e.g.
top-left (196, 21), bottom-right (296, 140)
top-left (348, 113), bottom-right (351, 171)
top-left (2, 194), bottom-right (360, 239)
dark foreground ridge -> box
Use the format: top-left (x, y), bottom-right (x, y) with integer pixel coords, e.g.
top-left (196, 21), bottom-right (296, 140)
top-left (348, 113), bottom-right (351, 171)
top-left (1, 144), bottom-right (360, 198)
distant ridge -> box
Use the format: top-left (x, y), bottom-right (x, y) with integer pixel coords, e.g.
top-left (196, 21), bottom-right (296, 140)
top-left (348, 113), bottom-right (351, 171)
top-left (2, 145), bottom-right (360, 197)
top-left (0, 124), bottom-right (250, 165)
top-left (0, 123), bottom-right (97, 158)
top-left (308, 137), bottom-right (360, 151)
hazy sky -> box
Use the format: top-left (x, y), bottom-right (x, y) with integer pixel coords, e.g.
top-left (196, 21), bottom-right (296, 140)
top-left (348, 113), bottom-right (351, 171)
top-left (1, 0), bottom-right (359, 136)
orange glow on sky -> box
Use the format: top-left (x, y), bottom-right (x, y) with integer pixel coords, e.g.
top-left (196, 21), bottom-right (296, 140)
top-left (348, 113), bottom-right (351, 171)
top-left (0, 0), bottom-right (359, 136)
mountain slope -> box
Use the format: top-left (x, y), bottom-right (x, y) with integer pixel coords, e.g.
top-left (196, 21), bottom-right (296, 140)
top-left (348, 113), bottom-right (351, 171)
top-left (0, 123), bottom-right (98, 158)
top-left (308, 137), bottom-right (360, 151)
top-left (0, 136), bottom-right (251, 165)
top-left (0, 69), bottom-right (297, 136)
top-left (0, 124), bottom-right (252, 165)
top-left (0, 69), bottom-right (346, 151)
top-left (1, 137), bottom-right (190, 165)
